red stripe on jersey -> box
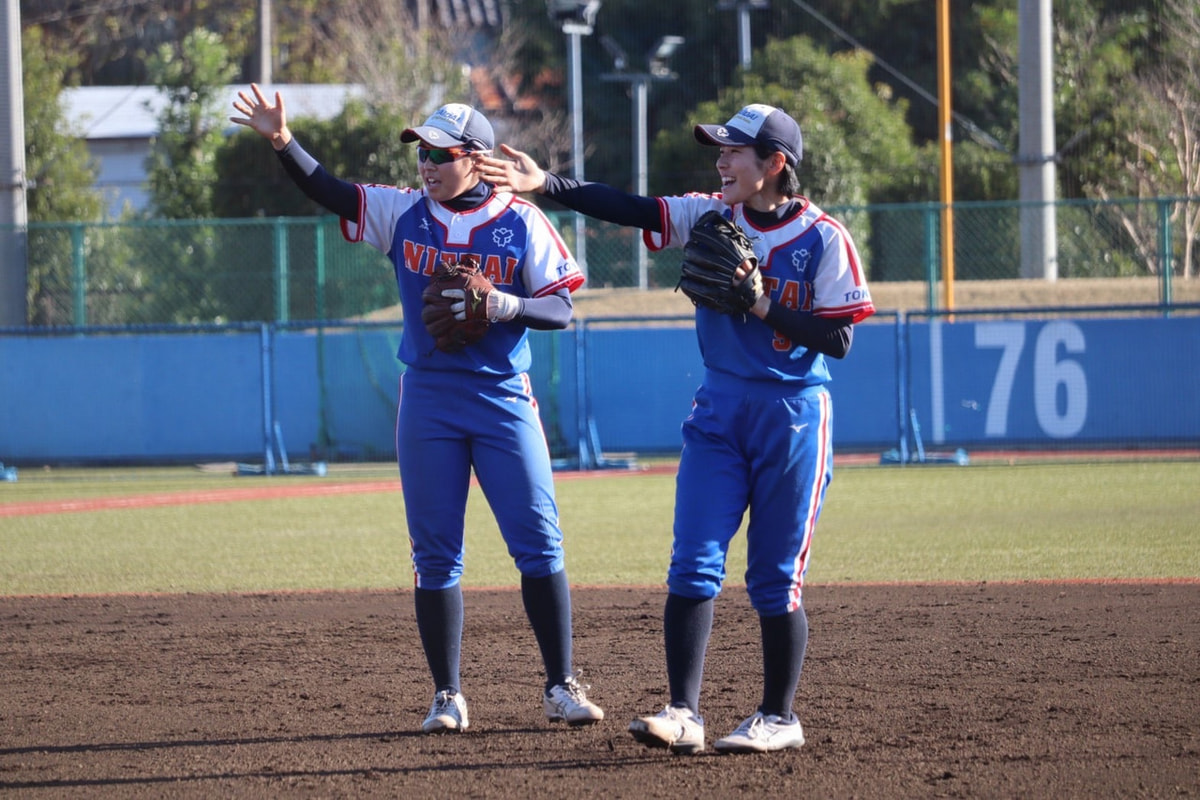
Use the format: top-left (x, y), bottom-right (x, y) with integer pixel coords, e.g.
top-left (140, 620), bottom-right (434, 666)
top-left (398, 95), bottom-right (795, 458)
top-left (818, 303), bottom-right (876, 324)
top-left (339, 185), bottom-right (368, 243)
top-left (787, 390), bottom-right (832, 612)
top-left (641, 197), bottom-right (673, 251)
top-left (538, 274), bottom-right (586, 296)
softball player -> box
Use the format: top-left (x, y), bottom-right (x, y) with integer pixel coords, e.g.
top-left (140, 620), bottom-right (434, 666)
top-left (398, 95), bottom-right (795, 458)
top-left (477, 104), bottom-right (874, 753)
top-left (231, 85), bottom-right (603, 734)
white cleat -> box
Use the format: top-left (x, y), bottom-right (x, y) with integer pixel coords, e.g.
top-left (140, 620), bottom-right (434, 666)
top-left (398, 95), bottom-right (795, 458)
top-left (628, 705), bottom-right (706, 754)
top-left (422, 689), bottom-right (469, 734)
top-left (544, 674), bottom-right (604, 726)
top-left (713, 711), bottom-right (805, 753)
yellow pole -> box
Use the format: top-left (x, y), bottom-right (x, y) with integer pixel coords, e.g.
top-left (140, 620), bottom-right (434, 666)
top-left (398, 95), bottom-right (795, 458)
top-left (937, 0), bottom-right (955, 311)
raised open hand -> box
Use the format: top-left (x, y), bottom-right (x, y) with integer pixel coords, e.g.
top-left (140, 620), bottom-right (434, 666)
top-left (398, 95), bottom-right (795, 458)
top-left (473, 144), bottom-right (547, 194)
top-left (230, 84), bottom-right (291, 149)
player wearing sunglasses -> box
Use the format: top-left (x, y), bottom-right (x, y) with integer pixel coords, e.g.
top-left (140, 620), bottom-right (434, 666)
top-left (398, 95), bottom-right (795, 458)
top-left (417, 146), bottom-right (469, 164)
top-left (231, 86), bottom-right (602, 735)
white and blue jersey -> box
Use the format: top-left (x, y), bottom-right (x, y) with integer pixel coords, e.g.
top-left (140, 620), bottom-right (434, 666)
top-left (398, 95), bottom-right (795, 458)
top-left (643, 192), bottom-right (874, 385)
top-left (341, 184), bottom-right (584, 373)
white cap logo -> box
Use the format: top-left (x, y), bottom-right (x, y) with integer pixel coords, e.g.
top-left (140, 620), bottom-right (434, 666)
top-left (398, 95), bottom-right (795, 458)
top-left (430, 104), bottom-right (472, 137)
top-left (728, 104), bottom-right (774, 138)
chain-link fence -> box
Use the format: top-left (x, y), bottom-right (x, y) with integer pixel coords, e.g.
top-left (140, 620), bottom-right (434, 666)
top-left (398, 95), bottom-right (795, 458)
top-left (11, 196), bottom-right (1197, 327)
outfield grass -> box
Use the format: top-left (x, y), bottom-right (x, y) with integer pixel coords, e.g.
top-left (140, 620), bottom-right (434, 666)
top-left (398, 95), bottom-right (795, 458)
top-left (1, 460), bottom-right (1197, 595)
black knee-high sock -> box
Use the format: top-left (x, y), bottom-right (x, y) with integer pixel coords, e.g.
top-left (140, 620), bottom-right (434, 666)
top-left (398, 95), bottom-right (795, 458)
top-left (759, 605), bottom-right (808, 718)
top-left (521, 570), bottom-right (573, 690)
top-left (414, 585), bottom-right (464, 693)
top-left (663, 593), bottom-right (714, 715)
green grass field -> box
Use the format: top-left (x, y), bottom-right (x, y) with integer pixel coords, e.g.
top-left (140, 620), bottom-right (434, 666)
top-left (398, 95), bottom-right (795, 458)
top-left (2, 460), bottom-right (1198, 595)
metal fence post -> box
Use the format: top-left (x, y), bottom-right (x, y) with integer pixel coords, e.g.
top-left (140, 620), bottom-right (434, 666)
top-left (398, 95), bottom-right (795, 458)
top-left (259, 322), bottom-right (276, 473)
top-left (274, 218), bottom-right (288, 323)
top-left (574, 319), bottom-right (592, 470)
top-left (71, 222), bottom-right (86, 326)
top-left (314, 220), bottom-right (326, 320)
top-left (896, 311), bottom-right (910, 464)
top-left (1158, 197), bottom-right (1173, 313)
top-left (924, 203), bottom-right (938, 310)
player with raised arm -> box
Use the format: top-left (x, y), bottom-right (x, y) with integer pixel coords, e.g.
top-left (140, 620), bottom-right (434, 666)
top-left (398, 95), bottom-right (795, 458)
top-left (477, 104), bottom-right (873, 754)
top-left (231, 85), bottom-right (603, 735)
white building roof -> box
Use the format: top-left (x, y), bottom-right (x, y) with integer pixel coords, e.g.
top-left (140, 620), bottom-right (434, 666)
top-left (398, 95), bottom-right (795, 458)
top-left (61, 84), bottom-right (368, 139)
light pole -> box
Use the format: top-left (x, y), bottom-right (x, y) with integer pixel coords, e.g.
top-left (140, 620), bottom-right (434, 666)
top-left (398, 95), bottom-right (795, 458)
top-left (717, 0), bottom-right (769, 69)
top-left (0, 0), bottom-right (28, 326)
top-left (601, 35), bottom-right (684, 288)
top-left (548, 1), bottom-right (601, 276)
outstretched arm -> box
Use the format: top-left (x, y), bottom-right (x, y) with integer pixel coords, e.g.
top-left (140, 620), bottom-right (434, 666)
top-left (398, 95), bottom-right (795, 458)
top-left (475, 145), bottom-right (662, 232)
top-left (230, 84), bottom-right (359, 221)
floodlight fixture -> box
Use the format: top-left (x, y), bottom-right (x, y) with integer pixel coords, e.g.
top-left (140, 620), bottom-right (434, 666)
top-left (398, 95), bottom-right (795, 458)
top-left (547, 0), bottom-right (602, 34)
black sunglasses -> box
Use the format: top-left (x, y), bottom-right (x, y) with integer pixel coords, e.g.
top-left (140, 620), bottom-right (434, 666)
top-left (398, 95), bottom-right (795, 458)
top-left (417, 146), bottom-right (469, 165)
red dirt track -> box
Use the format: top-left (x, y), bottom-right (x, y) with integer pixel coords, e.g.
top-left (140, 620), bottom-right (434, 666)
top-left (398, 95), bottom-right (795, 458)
top-left (2, 582), bottom-right (1198, 798)
top-left (0, 480), bottom-right (400, 518)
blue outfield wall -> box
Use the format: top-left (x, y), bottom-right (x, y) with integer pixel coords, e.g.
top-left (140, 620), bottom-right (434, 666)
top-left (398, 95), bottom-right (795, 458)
top-left (0, 331), bottom-right (266, 462)
top-left (1, 311), bottom-right (1197, 466)
top-left (904, 312), bottom-right (1200, 448)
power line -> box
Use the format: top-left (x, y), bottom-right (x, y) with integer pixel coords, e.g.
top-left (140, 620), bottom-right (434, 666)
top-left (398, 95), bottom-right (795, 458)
top-left (22, 0), bottom-right (158, 27)
top-left (784, 0), bottom-right (1009, 154)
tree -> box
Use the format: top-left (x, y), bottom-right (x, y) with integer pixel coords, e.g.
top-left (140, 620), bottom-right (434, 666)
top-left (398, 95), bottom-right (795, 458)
top-left (641, 35), bottom-right (919, 282)
top-left (20, 0), bottom-right (256, 85)
top-left (144, 28), bottom-right (238, 219)
top-left (476, 17), bottom-right (573, 177)
top-left (1039, 0), bottom-right (1198, 278)
top-left (21, 26), bottom-right (102, 222)
top-left (649, 35), bottom-right (919, 207)
top-left (130, 29), bottom-right (238, 323)
top-left (1116, 0), bottom-right (1199, 278)
top-left (21, 25), bottom-right (111, 326)
top-left (1049, 0), bottom-right (1151, 201)
top-left (314, 0), bottom-right (468, 109)
top-left (1156, 0), bottom-right (1200, 278)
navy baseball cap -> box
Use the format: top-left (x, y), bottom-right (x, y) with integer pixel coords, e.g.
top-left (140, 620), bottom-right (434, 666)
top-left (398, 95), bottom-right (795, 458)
top-left (694, 104), bottom-right (803, 166)
top-left (401, 103), bottom-right (495, 151)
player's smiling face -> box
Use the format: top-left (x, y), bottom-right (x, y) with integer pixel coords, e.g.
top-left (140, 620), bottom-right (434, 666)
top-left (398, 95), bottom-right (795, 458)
top-left (715, 146), bottom-right (785, 211)
top-left (419, 147), bottom-right (480, 202)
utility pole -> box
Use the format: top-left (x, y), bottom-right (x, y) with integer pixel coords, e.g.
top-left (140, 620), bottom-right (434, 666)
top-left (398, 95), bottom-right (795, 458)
top-left (257, 0), bottom-right (273, 84)
top-left (717, 0), bottom-right (769, 69)
top-left (548, 1), bottom-right (601, 276)
top-left (602, 35), bottom-right (684, 288)
top-left (1018, 0), bottom-right (1058, 280)
top-left (0, 0), bottom-right (28, 326)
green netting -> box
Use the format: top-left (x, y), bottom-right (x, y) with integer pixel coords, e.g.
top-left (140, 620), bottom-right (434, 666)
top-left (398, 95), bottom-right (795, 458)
top-left (14, 196), bottom-right (1197, 327)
